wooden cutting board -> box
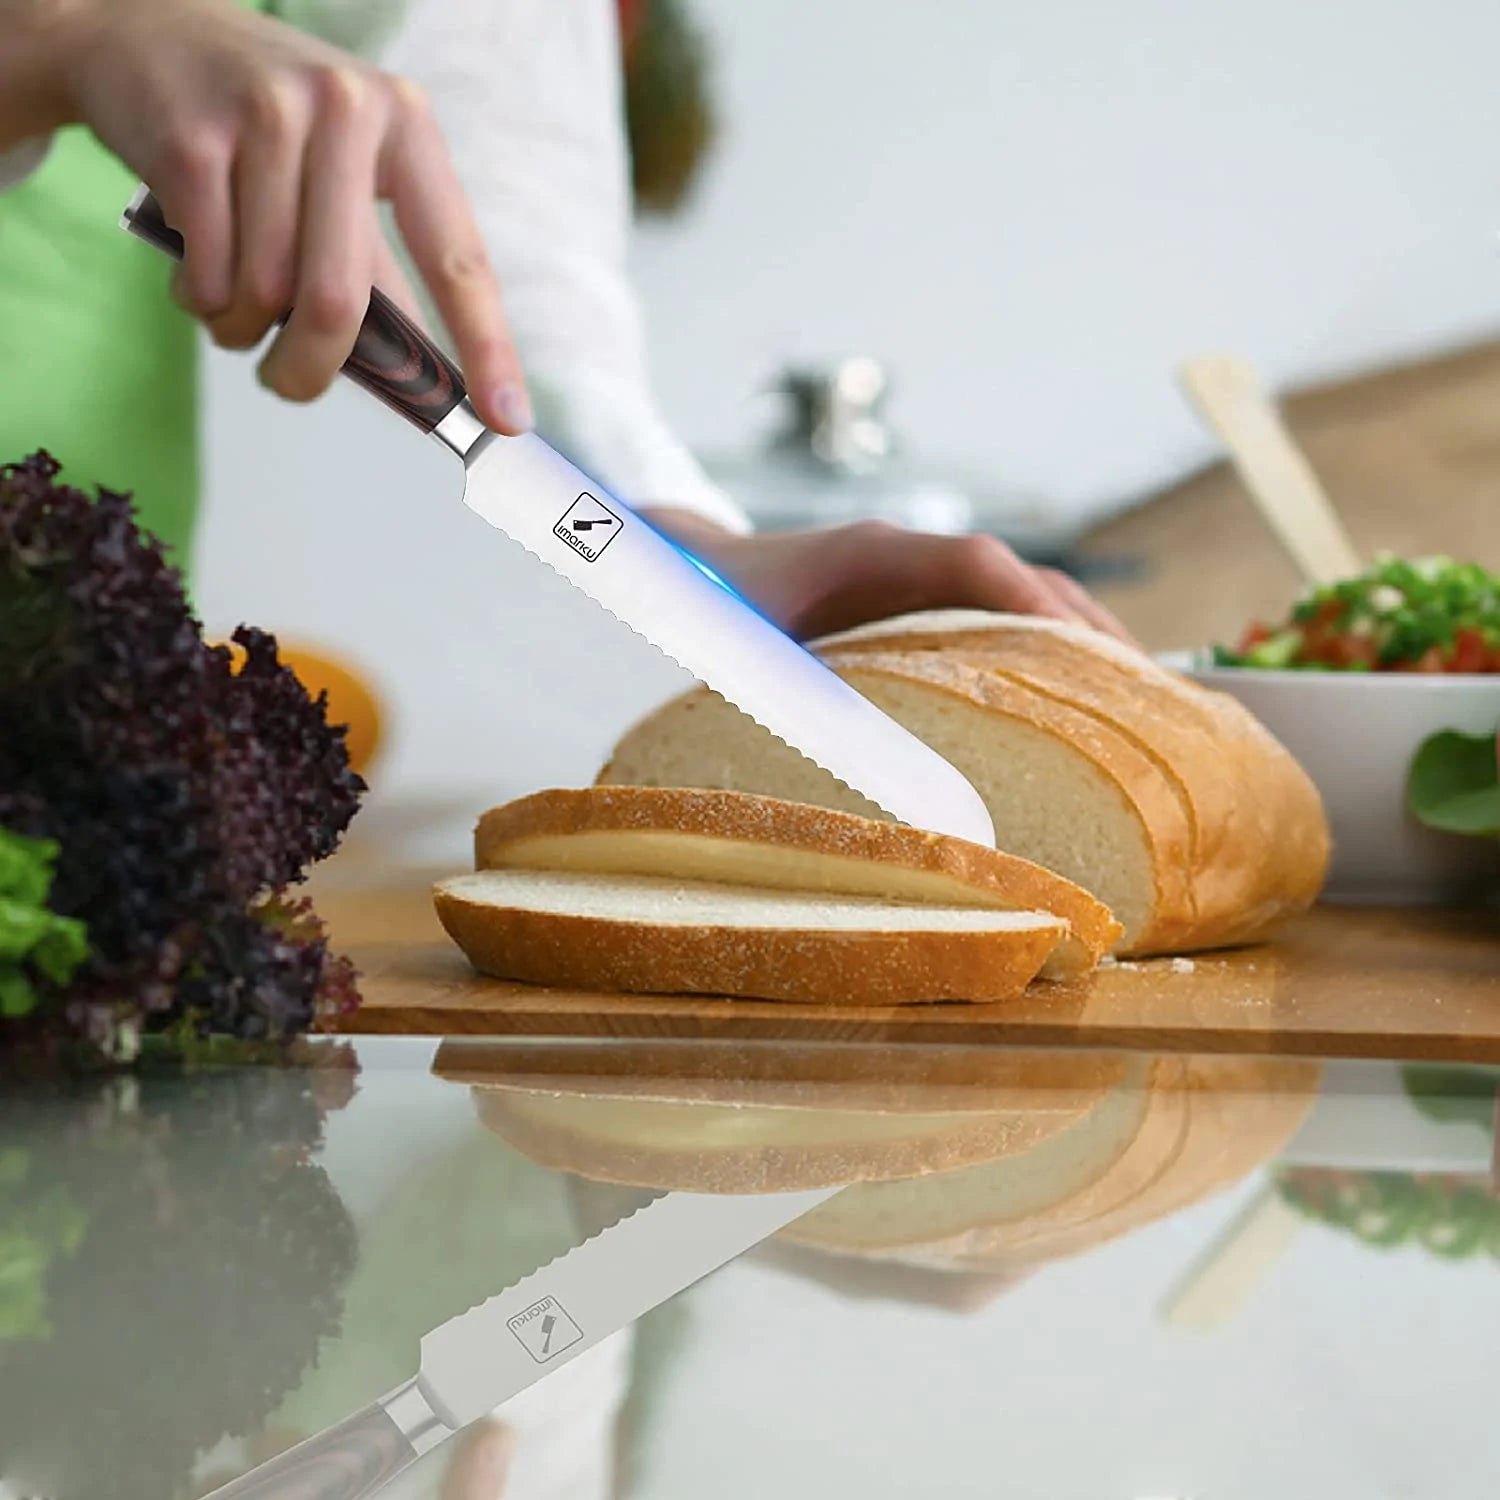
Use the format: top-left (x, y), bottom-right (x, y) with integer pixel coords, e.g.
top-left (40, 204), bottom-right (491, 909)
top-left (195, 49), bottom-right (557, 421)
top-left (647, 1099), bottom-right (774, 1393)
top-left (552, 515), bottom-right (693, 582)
top-left (320, 884), bottom-right (1500, 1062)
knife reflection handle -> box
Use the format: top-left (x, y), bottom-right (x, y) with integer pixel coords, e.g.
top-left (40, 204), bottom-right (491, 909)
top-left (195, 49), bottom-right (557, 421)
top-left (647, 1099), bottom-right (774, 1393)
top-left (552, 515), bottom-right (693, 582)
top-left (121, 186), bottom-right (466, 436)
top-left (201, 1376), bottom-right (453, 1499)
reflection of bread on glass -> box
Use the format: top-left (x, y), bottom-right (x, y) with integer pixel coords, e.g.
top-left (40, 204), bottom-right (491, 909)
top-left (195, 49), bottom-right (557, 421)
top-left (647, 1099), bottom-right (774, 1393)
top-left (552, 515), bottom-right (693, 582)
top-left (786, 1053), bottom-right (1179, 1260)
top-left (443, 1038), bottom-right (1320, 1294)
top-left (906, 1056), bottom-right (1324, 1274)
top-left (445, 1041), bottom-right (1128, 1193)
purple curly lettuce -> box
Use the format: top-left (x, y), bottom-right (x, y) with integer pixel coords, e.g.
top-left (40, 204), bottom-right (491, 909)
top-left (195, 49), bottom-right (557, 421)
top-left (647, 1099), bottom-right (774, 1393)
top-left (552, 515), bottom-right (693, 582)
top-left (0, 451), bottom-right (364, 1050)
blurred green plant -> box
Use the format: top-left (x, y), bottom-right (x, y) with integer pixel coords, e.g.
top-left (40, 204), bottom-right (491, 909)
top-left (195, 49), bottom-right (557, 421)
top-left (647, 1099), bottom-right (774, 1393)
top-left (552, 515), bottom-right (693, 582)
top-left (0, 1058), bottom-right (357, 1499)
top-left (0, 1147), bottom-right (87, 1341)
top-left (0, 829), bottom-right (88, 1020)
top-left (1401, 1063), bottom-right (1499, 1132)
top-left (1408, 727), bottom-right (1500, 838)
top-left (1278, 1168), bottom-right (1500, 1259)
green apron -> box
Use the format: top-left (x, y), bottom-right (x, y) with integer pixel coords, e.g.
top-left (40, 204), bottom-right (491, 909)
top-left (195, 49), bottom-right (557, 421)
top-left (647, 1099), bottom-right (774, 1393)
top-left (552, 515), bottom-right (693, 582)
top-left (0, 128), bottom-right (200, 563)
top-left (0, 0), bottom-right (404, 574)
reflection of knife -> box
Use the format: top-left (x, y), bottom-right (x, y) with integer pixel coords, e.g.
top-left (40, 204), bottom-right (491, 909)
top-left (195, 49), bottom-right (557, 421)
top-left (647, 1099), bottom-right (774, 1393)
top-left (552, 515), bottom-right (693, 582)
top-left (118, 187), bottom-right (993, 848)
top-left (199, 1186), bottom-right (836, 1498)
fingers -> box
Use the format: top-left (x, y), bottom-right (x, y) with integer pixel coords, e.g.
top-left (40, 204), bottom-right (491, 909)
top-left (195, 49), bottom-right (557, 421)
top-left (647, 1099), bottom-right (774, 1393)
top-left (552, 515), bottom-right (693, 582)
top-left (768, 522), bottom-right (1139, 646)
top-left (1034, 565), bottom-right (1141, 646)
top-left (440, 1419), bottom-right (514, 1500)
top-left (210, 80), bottom-right (306, 351)
top-left (133, 7), bottom-right (527, 425)
top-left (257, 67), bottom-right (381, 400)
top-left (379, 79), bottom-right (530, 435)
top-left (929, 535), bottom-right (1144, 646)
top-left (936, 533), bottom-right (1080, 622)
top-left (162, 133), bottom-right (235, 319)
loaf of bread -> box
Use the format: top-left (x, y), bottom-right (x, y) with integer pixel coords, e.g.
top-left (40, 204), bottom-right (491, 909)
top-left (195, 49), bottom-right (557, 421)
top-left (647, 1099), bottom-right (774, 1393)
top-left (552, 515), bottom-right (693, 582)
top-left (599, 611), bottom-right (1330, 956)
top-left (433, 868), bottom-right (1066, 1005)
top-left (473, 786), bottom-right (1120, 978)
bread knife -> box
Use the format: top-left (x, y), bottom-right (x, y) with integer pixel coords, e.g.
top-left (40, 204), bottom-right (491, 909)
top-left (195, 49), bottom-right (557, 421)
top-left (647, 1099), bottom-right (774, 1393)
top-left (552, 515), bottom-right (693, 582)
top-left (194, 1184), bottom-right (838, 1498)
top-left (119, 186), bottom-right (994, 848)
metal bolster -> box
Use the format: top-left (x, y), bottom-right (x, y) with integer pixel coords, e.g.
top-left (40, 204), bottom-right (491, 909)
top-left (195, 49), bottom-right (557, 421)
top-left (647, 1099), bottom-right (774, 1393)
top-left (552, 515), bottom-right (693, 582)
top-left (433, 397), bottom-right (489, 460)
top-left (379, 1376), bottom-right (451, 1456)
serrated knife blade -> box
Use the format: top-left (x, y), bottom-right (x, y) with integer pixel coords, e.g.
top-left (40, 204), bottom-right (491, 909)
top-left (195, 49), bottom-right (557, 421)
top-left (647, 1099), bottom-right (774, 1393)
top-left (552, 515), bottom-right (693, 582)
top-left (195, 1185), bottom-right (838, 1498)
top-left (449, 424), bottom-right (995, 842)
top-left (119, 185), bottom-right (994, 847)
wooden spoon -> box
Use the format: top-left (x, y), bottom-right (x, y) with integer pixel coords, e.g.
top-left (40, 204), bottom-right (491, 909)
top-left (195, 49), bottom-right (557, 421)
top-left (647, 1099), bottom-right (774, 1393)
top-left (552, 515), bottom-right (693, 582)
top-left (1178, 354), bottom-right (1363, 587)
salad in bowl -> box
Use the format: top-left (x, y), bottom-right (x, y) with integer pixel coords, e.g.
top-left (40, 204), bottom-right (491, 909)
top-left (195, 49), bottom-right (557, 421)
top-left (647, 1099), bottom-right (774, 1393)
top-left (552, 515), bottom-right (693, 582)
top-left (1169, 556), bottom-right (1499, 904)
top-left (1215, 556), bottom-right (1500, 674)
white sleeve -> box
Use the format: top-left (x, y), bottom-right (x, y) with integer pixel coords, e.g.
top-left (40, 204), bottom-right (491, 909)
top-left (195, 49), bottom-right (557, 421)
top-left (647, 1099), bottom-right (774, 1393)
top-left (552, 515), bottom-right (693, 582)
top-left (0, 135), bottom-right (53, 191)
top-left (382, 0), bottom-right (750, 534)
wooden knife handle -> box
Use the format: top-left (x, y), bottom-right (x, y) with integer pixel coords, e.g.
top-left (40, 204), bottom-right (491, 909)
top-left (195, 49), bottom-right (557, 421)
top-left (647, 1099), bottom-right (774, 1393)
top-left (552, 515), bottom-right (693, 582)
top-left (203, 1402), bottom-right (418, 1500)
top-left (122, 186), bottom-right (466, 436)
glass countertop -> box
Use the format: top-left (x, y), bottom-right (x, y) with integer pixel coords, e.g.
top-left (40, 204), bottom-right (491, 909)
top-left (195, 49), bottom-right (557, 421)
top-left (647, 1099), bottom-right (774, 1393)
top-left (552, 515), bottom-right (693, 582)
top-left (3, 1036), bottom-right (1497, 1500)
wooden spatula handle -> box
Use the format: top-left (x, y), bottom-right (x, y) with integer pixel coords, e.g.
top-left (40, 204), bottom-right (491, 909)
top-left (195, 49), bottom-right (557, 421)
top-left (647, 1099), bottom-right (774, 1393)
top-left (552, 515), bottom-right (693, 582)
top-left (1177, 354), bottom-right (1363, 588)
top-left (122, 185), bottom-right (466, 436)
top-left (202, 1402), bottom-right (418, 1499)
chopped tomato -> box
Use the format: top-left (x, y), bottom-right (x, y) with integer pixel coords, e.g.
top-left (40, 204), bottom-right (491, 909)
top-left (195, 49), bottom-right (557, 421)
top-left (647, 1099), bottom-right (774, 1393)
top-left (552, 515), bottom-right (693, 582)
top-left (1333, 634), bottom-right (1379, 669)
top-left (1449, 627), bottom-right (1488, 673)
top-left (1300, 625), bottom-right (1343, 666)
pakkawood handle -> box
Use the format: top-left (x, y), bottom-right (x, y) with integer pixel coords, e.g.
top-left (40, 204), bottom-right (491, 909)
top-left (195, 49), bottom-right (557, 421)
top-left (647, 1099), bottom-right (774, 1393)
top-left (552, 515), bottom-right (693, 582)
top-left (202, 1401), bottom-right (418, 1500)
top-left (122, 185), bottom-right (466, 435)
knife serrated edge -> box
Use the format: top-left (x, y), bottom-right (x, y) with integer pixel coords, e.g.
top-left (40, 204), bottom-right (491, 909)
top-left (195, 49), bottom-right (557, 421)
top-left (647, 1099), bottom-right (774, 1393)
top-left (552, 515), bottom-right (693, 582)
top-left (415, 1182), bottom-right (839, 1429)
top-left (476, 514), bottom-right (891, 821)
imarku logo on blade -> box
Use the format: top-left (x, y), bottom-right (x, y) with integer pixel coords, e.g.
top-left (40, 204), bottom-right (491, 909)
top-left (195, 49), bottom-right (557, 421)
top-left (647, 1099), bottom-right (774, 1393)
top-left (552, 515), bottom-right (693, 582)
top-left (554, 493), bottom-right (622, 561)
top-left (508, 1295), bottom-right (584, 1364)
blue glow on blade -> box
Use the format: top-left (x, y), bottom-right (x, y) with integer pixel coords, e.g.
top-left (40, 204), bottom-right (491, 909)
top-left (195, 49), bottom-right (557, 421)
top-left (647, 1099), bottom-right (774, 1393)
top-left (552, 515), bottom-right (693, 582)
top-left (685, 551), bottom-right (738, 595)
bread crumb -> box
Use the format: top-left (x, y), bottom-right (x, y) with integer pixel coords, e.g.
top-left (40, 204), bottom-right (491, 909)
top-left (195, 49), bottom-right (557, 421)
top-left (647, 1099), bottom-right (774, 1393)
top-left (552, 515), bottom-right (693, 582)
top-left (1170, 957), bottom-right (1197, 975)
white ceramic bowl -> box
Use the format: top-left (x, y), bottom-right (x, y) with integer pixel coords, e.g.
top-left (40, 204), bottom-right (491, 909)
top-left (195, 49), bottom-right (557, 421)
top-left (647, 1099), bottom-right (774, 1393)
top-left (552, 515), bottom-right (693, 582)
top-left (1160, 652), bottom-right (1499, 904)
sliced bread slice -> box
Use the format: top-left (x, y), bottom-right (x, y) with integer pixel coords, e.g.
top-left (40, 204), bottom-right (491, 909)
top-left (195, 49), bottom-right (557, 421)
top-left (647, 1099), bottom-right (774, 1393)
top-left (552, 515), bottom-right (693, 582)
top-left (433, 869), bottom-right (1065, 1005)
top-left (473, 787), bottom-right (1121, 978)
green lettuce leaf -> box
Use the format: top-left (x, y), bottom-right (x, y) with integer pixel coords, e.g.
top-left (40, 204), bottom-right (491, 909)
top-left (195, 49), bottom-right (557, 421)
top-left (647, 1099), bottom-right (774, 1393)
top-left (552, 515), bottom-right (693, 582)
top-left (0, 827), bottom-right (89, 1018)
top-left (1407, 728), bottom-right (1500, 837)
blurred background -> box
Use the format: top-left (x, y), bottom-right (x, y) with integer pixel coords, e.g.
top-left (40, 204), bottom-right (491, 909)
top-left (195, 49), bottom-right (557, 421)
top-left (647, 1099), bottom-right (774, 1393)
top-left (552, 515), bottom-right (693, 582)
top-left (190, 0), bottom-right (1500, 850)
